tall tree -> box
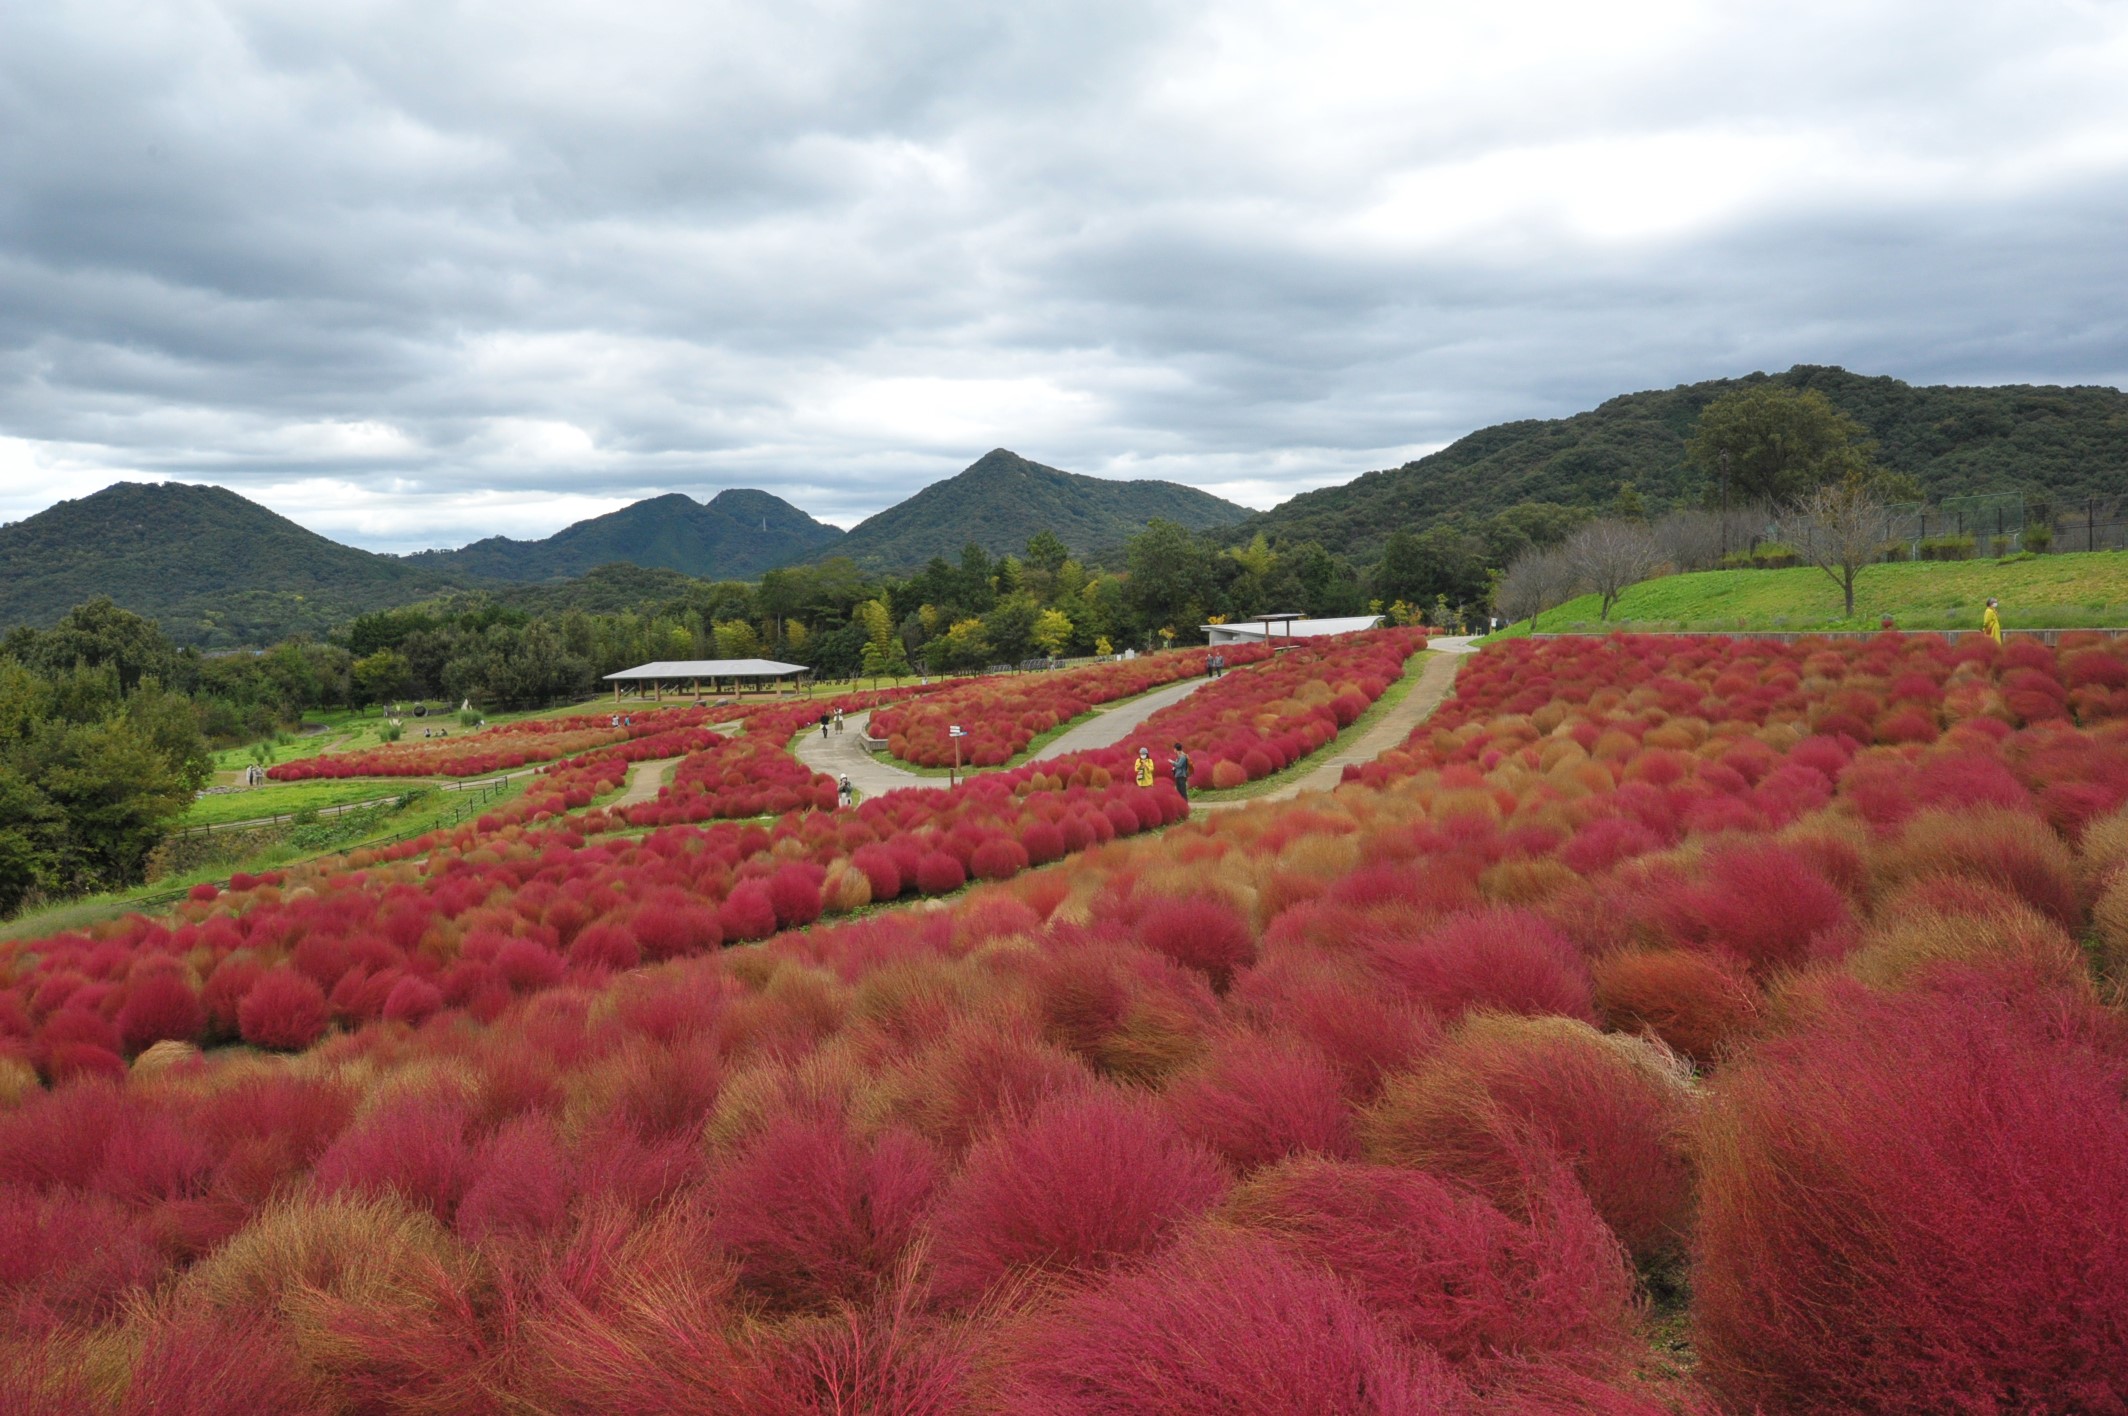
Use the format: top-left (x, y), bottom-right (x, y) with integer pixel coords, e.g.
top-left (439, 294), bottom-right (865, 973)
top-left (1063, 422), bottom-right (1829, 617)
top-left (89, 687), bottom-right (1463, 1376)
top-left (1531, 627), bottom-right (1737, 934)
top-left (1564, 519), bottom-right (1664, 621)
top-left (1025, 529), bottom-right (1070, 575)
top-left (1125, 520), bottom-right (1221, 640)
top-left (1688, 386), bottom-right (1874, 506)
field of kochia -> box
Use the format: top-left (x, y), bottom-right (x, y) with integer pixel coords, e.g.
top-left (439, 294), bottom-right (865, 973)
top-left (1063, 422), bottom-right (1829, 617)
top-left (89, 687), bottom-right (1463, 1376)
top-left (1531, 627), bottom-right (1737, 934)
top-left (3, 627), bottom-right (2127, 1413)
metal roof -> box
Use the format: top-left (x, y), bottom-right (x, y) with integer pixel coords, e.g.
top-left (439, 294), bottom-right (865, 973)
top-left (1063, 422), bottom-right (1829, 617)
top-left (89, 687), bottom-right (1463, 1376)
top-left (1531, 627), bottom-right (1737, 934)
top-left (1199, 615), bottom-right (1385, 639)
top-left (603, 659), bottom-right (809, 680)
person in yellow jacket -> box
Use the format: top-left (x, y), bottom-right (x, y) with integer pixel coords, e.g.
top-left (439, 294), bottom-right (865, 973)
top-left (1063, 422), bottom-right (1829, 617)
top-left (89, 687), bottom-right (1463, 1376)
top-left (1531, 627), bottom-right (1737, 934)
top-left (1983, 597), bottom-right (2003, 645)
top-left (1133, 746), bottom-right (1156, 788)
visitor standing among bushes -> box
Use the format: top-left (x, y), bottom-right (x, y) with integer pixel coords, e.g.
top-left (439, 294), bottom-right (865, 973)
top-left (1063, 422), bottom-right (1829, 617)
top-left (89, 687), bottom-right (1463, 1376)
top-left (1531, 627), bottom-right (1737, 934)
top-left (1134, 746), bottom-right (1156, 788)
top-left (1171, 741), bottom-right (1193, 800)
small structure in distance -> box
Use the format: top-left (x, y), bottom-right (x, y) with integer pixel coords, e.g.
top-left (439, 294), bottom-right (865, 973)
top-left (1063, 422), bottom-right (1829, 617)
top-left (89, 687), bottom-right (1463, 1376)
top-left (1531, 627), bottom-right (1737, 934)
top-left (1200, 613), bottom-right (1384, 646)
top-left (603, 658), bottom-right (809, 701)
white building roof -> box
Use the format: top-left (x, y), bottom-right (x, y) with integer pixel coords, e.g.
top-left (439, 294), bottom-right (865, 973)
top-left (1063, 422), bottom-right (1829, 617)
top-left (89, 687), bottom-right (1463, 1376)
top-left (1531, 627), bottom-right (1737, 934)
top-left (1200, 615), bottom-right (1385, 640)
top-left (603, 659), bottom-right (809, 680)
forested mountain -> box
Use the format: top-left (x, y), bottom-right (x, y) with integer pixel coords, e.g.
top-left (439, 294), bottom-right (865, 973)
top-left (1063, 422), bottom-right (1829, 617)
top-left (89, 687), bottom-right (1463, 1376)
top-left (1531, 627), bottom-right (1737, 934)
top-left (0, 482), bottom-right (461, 649)
top-left (404, 487), bottom-right (842, 582)
top-left (820, 449), bottom-right (1248, 571)
top-left (1241, 366), bottom-right (2128, 561)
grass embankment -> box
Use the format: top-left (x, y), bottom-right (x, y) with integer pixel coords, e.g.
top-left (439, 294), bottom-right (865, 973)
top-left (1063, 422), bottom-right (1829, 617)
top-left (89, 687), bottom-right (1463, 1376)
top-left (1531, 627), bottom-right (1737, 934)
top-left (178, 779), bottom-right (442, 829)
top-left (1500, 549), bottom-right (2128, 637)
top-left (1190, 650), bottom-right (1432, 804)
top-left (1, 780), bottom-right (528, 943)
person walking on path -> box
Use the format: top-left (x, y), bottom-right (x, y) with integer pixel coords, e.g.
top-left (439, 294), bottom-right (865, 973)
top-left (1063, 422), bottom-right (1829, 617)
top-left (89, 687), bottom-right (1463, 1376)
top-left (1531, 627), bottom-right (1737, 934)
top-left (1983, 597), bottom-right (2003, 645)
top-left (1133, 746), bottom-right (1156, 788)
top-left (1170, 741), bottom-right (1192, 800)
top-left (819, 711), bottom-right (832, 739)
top-left (838, 774), bottom-right (855, 807)
top-left (833, 707), bottom-right (845, 734)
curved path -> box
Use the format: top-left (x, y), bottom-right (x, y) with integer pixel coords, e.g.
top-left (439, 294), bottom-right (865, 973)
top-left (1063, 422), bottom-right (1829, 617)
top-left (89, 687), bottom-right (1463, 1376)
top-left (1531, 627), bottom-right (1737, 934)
top-left (794, 641), bottom-right (1482, 806)
top-left (1197, 635), bottom-right (1477, 809)
top-left (795, 672), bottom-right (1229, 797)
top-left (613, 756), bottom-right (682, 808)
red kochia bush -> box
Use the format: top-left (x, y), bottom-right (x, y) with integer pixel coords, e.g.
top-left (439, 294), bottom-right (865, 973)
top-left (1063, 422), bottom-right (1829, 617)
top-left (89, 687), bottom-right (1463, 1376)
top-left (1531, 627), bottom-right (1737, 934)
top-left (115, 969), bottom-right (206, 1053)
top-left (1164, 1032), bottom-right (1357, 1171)
top-left (1693, 986), bottom-right (2128, 1414)
top-left (1226, 1155), bottom-right (1636, 1376)
top-left (236, 968), bottom-right (330, 1051)
top-left (719, 880), bottom-right (781, 942)
top-left (992, 1230), bottom-right (1468, 1416)
top-left (310, 1090), bottom-right (473, 1220)
top-left (1132, 895), bottom-right (1256, 991)
top-left (925, 1090), bottom-right (1227, 1306)
top-left (913, 852), bottom-right (967, 896)
top-left (707, 1115), bottom-right (942, 1313)
top-left (1373, 907), bottom-right (1597, 1023)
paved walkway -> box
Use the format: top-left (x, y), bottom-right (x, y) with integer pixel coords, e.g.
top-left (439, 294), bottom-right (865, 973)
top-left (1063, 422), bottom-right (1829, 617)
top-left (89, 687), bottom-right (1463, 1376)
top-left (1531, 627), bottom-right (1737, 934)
top-left (794, 673), bottom-right (1227, 797)
top-left (1197, 636), bottom-right (1478, 809)
top-left (613, 757), bottom-right (681, 808)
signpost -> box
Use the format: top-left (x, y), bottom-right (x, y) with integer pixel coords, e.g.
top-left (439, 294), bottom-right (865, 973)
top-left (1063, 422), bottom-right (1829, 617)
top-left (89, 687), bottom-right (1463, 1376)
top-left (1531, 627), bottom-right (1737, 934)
top-left (949, 724), bottom-right (967, 786)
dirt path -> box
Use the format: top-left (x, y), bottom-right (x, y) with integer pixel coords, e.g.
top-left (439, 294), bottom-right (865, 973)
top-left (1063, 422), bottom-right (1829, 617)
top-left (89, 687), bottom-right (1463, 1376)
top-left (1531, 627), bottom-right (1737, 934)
top-left (1197, 636), bottom-right (1478, 810)
top-left (613, 757), bottom-right (682, 808)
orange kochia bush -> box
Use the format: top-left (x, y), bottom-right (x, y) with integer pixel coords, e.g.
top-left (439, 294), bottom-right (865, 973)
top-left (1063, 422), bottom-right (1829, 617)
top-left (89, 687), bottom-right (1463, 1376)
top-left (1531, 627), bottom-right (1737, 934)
top-left (1, 631), bottom-right (2124, 1412)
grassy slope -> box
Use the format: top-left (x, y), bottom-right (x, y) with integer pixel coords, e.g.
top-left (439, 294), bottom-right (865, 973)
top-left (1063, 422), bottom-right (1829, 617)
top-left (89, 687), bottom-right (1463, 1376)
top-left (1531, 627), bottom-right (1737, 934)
top-left (1508, 550), bottom-right (2128, 636)
top-left (178, 780), bottom-right (432, 828)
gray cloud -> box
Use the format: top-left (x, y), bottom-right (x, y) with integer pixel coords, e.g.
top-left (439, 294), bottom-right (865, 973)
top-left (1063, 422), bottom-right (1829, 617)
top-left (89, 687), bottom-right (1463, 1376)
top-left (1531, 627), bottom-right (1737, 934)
top-left (1, 0), bottom-right (2124, 551)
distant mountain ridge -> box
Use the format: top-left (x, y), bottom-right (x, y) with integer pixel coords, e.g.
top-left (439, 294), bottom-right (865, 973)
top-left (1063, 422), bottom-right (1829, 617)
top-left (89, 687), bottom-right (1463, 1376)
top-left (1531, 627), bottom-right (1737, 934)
top-left (402, 487), bottom-right (843, 583)
top-left (1238, 366), bottom-right (2128, 561)
top-left (0, 482), bottom-right (461, 649)
top-left (821, 449), bottom-right (1249, 570)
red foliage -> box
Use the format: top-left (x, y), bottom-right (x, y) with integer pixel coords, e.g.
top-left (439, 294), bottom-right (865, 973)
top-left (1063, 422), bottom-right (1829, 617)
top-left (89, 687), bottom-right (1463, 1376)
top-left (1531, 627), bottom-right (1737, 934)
top-left (457, 1114), bottom-right (571, 1240)
top-left (1694, 985), bottom-right (2128, 1414)
top-left (1371, 907), bottom-right (1597, 1023)
top-left (926, 1090), bottom-right (1227, 1305)
top-left (1132, 895), bottom-right (1256, 990)
top-left (719, 880), bottom-right (782, 942)
top-left (970, 836), bottom-right (1031, 881)
top-left (1227, 1155), bottom-right (1636, 1376)
top-left (706, 1115), bottom-right (942, 1312)
top-left (115, 969), bottom-right (205, 1054)
top-left (913, 851), bottom-right (967, 896)
top-left (1592, 948), bottom-right (1759, 1063)
top-left (310, 1090), bottom-right (473, 1220)
top-left (992, 1230), bottom-right (1469, 1415)
top-left (235, 968), bottom-right (330, 1051)
top-left (1164, 1032), bottom-right (1357, 1171)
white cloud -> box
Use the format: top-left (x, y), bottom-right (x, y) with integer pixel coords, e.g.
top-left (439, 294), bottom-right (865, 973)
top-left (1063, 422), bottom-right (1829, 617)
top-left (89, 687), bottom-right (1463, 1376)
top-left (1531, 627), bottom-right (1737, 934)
top-left (0, 0), bottom-right (2123, 553)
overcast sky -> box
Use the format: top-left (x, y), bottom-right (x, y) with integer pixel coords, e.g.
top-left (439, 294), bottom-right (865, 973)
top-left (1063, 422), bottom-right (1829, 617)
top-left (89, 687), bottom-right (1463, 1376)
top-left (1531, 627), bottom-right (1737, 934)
top-left (2, 1), bottom-right (2125, 553)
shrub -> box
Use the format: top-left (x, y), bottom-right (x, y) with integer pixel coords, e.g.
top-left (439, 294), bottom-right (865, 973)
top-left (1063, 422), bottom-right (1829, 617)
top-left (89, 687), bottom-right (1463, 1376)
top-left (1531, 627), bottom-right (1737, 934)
top-left (1692, 986), bottom-right (2128, 1413)
top-left (568, 921), bottom-right (641, 973)
top-left (237, 969), bottom-right (331, 1051)
top-left (1363, 1015), bottom-right (1693, 1265)
top-left (991, 1230), bottom-right (1467, 1416)
top-left (380, 975), bottom-right (444, 1026)
top-left (310, 1090), bottom-right (474, 1221)
top-left (1225, 1155), bottom-right (1636, 1376)
top-left (913, 852), bottom-right (966, 896)
top-left (925, 1089), bottom-right (1226, 1306)
top-left (116, 970), bottom-right (206, 1053)
top-left (1371, 907), bottom-right (1597, 1023)
top-left (1132, 895), bottom-right (1256, 991)
top-left (1662, 843), bottom-right (1855, 977)
top-left (766, 865), bottom-right (826, 928)
top-left (1231, 954), bottom-right (1441, 1101)
top-left (456, 1114), bottom-right (571, 1241)
top-left (970, 836), bottom-right (1031, 881)
top-left (494, 938), bottom-right (567, 992)
top-left (1592, 949), bottom-right (1760, 1063)
top-left (1164, 1032), bottom-right (1357, 1171)
top-left (719, 881), bottom-right (782, 942)
top-left (707, 1115), bottom-right (942, 1313)
top-left (1874, 806), bottom-right (2082, 931)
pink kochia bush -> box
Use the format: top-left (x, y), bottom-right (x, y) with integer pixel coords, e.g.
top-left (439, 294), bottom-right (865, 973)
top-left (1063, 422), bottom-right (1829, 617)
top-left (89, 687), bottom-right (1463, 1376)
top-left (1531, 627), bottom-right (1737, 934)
top-left (992, 1229), bottom-right (1471, 1415)
top-left (0, 630), bottom-right (2124, 1412)
top-left (1693, 980), bottom-right (2128, 1414)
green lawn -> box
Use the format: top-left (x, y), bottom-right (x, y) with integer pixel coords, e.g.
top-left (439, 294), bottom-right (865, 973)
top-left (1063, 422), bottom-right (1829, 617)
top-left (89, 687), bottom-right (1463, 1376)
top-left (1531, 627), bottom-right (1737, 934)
top-left (178, 779), bottom-right (433, 828)
top-left (1504, 550), bottom-right (2128, 637)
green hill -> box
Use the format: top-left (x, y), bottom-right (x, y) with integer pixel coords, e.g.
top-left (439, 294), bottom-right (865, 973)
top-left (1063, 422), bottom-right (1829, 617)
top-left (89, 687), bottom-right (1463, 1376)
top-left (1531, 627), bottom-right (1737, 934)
top-left (1501, 549), bottom-right (2128, 637)
top-left (821, 449), bottom-right (1249, 571)
top-left (404, 487), bottom-right (842, 582)
top-left (0, 482), bottom-right (462, 648)
top-left (1244, 366), bottom-right (2128, 561)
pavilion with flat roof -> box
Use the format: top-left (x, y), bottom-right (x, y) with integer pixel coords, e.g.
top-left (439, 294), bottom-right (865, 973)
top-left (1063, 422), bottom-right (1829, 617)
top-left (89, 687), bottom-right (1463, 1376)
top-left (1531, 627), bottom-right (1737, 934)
top-left (603, 659), bottom-right (809, 701)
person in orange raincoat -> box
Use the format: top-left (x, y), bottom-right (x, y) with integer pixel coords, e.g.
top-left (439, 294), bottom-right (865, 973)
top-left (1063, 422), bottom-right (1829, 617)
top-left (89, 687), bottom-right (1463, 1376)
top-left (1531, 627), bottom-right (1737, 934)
top-left (1983, 597), bottom-right (2002, 645)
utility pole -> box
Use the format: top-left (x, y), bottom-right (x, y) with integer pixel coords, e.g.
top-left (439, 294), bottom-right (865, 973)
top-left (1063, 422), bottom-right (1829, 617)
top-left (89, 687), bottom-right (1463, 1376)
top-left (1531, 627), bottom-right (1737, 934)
top-left (1719, 448), bottom-right (1731, 559)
